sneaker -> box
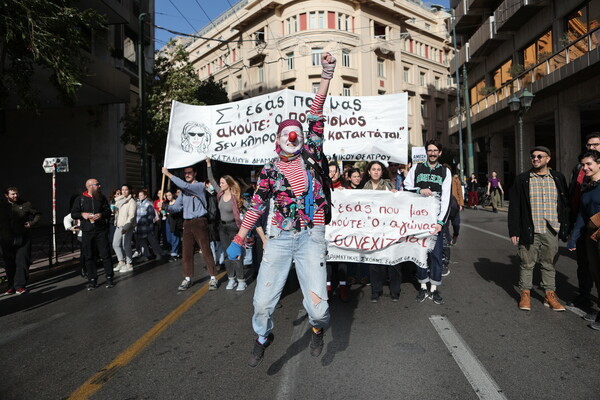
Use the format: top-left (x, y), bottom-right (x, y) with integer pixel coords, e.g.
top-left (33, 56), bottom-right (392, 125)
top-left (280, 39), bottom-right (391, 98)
top-left (430, 290), bottom-right (444, 305)
top-left (209, 278), bottom-right (218, 291)
top-left (226, 279), bottom-right (238, 290)
top-left (519, 290), bottom-right (531, 311)
top-left (416, 288), bottom-right (428, 302)
top-left (105, 277), bottom-right (114, 288)
top-left (132, 250), bottom-right (140, 258)
top-left (87, 279), bottom-right (98, 291)
top-left (178, 279), bottom-right (192, 291)
top-left (338, 285), bottom-right (350, 303)
top-left (114, 261), bottom-right (125, 272)
top-left (590, 321), bottom-right (600, 331)
top-left (583, 311), bottom-right (599, 322)
top-left (451, 235), bottom-right (458, 245)
top-left (236, 281), bottom-right (247, 291)
top-left (16, 288), bottom-right (27, 295)
top-left (3, 287), bottom-right (15, 295)
top-left (120, 264), bottom-right (133, 273)
top-left (544, 290), bottom-right (565, 311)
top-left (138, 256), bottom-right (149, 263)
top-left (168, 256), bottom-right (179, 263)
top-left (442, 265), bottom-right (450, 277)
top-left (309, 329), bottom-right (325, 357)
top-left (567, 294), bottom-right (594, 309)
top-left (391, 295), bottom-right (400, 303)
top-left (248, 333), bottom-right (274, 368)
top-left (371, 292), bottom-right (380, 303)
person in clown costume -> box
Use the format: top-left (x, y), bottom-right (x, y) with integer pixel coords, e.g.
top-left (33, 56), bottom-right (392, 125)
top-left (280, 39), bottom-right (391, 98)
top-left (227, 52), bottom-right (336, 368)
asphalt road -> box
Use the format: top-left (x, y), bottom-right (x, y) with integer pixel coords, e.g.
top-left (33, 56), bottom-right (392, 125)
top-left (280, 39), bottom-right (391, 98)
top-left (1, 209), bottom-right (599, 400)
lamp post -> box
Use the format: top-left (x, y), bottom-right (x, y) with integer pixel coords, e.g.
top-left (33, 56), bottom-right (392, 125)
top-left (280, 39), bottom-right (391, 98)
top-left (508, 89), bottom-right (535, 172)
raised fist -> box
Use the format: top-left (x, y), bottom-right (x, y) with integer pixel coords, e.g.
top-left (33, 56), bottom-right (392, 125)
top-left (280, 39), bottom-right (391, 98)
top-left (321, 52), bottom-right (336, 80)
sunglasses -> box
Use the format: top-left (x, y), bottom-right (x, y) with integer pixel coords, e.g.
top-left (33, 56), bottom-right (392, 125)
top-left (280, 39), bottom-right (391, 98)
top-left (188, 132), bottom-right (205, 137)
top-left (530, 154), bottom-right (546, 160)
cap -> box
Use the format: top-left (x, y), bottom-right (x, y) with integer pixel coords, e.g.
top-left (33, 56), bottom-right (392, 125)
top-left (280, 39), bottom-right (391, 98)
top-left (530, 146), bottom-right (551, 157)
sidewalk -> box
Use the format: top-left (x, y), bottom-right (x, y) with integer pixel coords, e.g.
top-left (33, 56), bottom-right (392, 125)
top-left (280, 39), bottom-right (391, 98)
top-left (0, 252), bottom-right (81, 290)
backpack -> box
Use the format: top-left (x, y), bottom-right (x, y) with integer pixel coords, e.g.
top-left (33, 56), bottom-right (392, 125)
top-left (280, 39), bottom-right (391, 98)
top-left (301, 148), bottom-right (332, 224)
top-left (205, 191), bottom-right (220, 224)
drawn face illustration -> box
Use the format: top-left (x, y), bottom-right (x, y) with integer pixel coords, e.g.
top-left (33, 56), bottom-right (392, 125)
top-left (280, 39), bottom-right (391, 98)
top-left (181, 122), bottom-right (211, 154)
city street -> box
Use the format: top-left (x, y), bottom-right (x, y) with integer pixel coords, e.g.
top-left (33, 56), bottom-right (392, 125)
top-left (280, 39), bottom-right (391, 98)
top-left (1, 209), bottom-right (599, 400)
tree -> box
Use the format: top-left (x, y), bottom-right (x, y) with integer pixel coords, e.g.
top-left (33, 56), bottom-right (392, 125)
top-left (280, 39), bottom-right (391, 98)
top-left (0, 0), bottom-right (105, 109)
top-left (121, 41), bottom-right (229, 161)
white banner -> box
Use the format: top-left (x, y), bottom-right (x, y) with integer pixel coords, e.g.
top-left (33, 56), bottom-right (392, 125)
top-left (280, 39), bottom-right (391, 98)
top-left (164, 89), bottom-right (408, 168)
top-left (326, 190), bottom-right (439, 268)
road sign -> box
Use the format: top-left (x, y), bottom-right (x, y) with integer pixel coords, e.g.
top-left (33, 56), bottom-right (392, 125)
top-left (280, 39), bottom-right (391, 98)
top-left (43, 157), bottom-right (69, 173)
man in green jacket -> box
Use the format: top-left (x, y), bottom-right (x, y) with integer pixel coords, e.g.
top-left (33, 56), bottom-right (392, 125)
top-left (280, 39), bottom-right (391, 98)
top-left (1, 186), bottom-right (41, 294)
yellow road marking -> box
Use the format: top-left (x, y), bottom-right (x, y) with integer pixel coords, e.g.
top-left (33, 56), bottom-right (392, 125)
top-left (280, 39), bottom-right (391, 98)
top-left (68, 272), bottom-right (227, 400)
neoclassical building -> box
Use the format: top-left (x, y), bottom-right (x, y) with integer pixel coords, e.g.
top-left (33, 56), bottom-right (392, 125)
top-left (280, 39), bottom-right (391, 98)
top-left (184, 0), bottom-right (454, 148)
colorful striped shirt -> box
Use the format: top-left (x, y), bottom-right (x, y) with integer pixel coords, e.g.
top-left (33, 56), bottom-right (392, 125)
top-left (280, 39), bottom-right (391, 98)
top-left (529, 171), bottom-right (560, 233)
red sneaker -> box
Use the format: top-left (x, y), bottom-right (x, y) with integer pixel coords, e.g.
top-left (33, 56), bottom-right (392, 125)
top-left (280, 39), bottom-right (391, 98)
top-left (16, 288), bottom-right (27, 295)
top-left (4, 287), bottom-right (15, 295)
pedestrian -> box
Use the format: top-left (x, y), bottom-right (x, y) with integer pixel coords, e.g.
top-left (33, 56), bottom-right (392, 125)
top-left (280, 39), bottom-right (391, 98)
top-left (566, 132), bottom-right (600, 309)
top-left (567, 150), bottom-right (600, 329)
top-left (135, 189), bottom-right (163, 263)
top-left (361, 161), bottom-right (394, 191)
top-left (344, 167), bottom-right (363, 189)
top-left (467, 173), bottom-right (479, 209)
top-left (450, 171), bottom-right (464, 244)
top-left (161, 165), bottom-right (219, 292)
top-left (207, 158), bottom-right (247, 291)
top-left (388, 162), bottom-right (404, 191)
top-left (112, 184), bottom-right (137, 273)
top-left (328, 161), bottom-right (345, 189)
top-left (508, 146), bottom-right (569, 312)
top-left (486, 171), bottom-right (504, 212)
top-left (226, 52), bottom-right (336, 367)
top-left (203, 179), bottom-right (223, 268)
top-left (70, 179), bottom-right (115, 290)
top-left (0, 186), bottom-right (41, 295)
top-left (404, 139), bottom-right (452, 305)
top-left (163, 190), bottom-right (183, 262)
top-left (327, 162), bottom-right (349, 302)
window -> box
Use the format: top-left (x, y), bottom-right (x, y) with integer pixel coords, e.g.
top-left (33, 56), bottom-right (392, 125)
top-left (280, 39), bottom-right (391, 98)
top-left (523, 29), bottom-right (552, 68)
top-left (237, 75), bottom-right (242, 90)
top-left (342, 50), bottom-right (350, 67)
top-left (312, 48), bottom-right (323, 66)
top-left (374, 21), bottom-right (386, 38)
top-left (403, 67), bottom-right (410, 82)
top-left (447, 75), bottom-right (453, 87)
top-left (338, 13), bottom-right (350, 31)
top-left (421, 101), bottom-right (428, 118)
top-left (425, 23), bottom-right (431, 30)
top-left (258, 65), bottom-right (264, 83)
top-left (470, 79), bottom-right (485, 105)
top-left (378, 90), bottom-right (386, 95)
top-left (309, 12), bottom-right (316, 29)
top-left (286, 52), bottom-right (294, 70)
top-left (420, 72), bottom-right (426, 86)
top-left (318, 11), bottom-right (325, 29)
top-left (493, 59), bottom-right (512, 94)
top-left (287, 16), bottom-right (298, 34)
top-left (436, 103), bottom-right (442, 120)
top-left (377, 58), bottom-right (385, 77)
top-left (434, 76), bottom-right (440, 90)
top-left (408, 96), bottom-right (412, 115)
top-left (312, 82), bottom-right (320, 93)
top-left (254, 29), bottom-right (265, 46)
top-left (343, 84), bottom-right (351, 96)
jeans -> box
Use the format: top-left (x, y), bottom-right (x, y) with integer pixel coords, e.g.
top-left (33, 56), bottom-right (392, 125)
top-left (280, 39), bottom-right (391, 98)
top-left (442, 224), bottom-right (451, 269)
top-left (416, 232), bottom-right (443, 286)
top-left (112, 227), bottom-right (134, 264)
top-left (518, 227), bottom-right (559, 291)
top-left (252, 225), bottom-right (329, 337)
top-left (369, 263), bottom-right (402, 297)
top-left (1, 236), bottom-right (31, 289)
top-left (210, 241), bottom-right (224, 265)
top-left (584, 230), bottom-right (600, 305)
top-left (219, 221), bottom-right (245, 281)
top-left (81, 229), bottom-right (114, 281)
top-left (137, 231), bottom-right (162, 259)
top-left (164, 219), bottom-right (181, 257)
top-left (576, 235), bottom-right (593, 296)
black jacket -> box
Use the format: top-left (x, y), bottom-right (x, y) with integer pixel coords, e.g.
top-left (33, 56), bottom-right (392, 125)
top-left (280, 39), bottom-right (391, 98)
top-left (508, 169), bottom-right (569, 245)
top-left (0, 198), bottom-right (41, 241)
top-left (71, 192), bottom-right (111, 232)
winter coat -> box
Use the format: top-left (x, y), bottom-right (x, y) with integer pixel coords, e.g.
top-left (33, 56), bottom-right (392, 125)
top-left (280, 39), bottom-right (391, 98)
top-left (114, 195), bottom-right (137, 231)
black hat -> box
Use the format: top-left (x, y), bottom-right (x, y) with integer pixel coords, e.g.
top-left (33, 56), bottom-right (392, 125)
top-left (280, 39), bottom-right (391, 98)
top-left (530, 146), bottom-right (551, 157)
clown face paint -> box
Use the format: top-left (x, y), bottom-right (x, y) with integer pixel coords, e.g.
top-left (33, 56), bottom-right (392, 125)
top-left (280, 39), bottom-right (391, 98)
top-left (278, 126), bottom-right (303, 154)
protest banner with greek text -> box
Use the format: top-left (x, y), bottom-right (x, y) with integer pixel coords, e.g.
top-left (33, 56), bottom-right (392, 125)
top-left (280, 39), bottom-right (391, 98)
top-left (164, 89), bottom-right (407, 168)
top-left (326, 190), bottom-right (439, 268)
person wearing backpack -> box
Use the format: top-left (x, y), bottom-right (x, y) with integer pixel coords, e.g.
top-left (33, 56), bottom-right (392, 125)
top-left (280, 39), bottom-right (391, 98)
top-left (226, 52), bottom-right (336, 368)
top-left (404, 139), bottom-right (452, 305)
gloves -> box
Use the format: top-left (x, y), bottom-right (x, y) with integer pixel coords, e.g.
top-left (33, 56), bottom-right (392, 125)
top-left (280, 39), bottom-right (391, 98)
top-left (321, 53), bottom-right (336, 80)
top-left (226, 242), bottom-right (243, 260)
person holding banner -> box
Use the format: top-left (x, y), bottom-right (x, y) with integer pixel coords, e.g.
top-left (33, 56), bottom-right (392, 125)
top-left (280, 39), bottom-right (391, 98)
top-left (226, 52), bottom-right (336, 368)
top-left (403, 140), bottom-right (451, 305)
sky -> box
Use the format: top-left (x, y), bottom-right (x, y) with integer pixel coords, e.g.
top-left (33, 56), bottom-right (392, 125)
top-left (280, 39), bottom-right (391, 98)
top-left (154, 0), bottom-right (451, 50)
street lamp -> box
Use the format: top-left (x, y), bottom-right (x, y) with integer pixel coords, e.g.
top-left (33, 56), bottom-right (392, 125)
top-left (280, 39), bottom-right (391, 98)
top-left (509, 89), bottom-right (535, 172)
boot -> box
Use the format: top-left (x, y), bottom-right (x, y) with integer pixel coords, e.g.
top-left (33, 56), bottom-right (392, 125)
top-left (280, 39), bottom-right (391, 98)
top-left (518, 290), bottom-right (531, 311)
top-left (544, 290), bottom-right (565, 311)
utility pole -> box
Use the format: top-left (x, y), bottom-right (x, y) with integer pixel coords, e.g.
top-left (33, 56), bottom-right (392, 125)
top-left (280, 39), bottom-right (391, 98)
top-left (451, 10), bottom-right (465, 181)
top-left (138, 13), bottom-right (148, 189)
top-left (462, 64), bottom-right (475, 176)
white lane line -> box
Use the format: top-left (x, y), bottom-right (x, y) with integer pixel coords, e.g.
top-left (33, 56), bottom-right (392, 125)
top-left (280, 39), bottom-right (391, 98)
top-left (276, 309), bottom-right (310, 399)
top-left (461, 223), bottom-right (511, 242)
top-left (430, 315), bottom-right (508, 400)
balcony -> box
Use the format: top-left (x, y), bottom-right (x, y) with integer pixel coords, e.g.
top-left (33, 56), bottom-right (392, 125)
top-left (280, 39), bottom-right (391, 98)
top-left (454, 0), bottom-right (503, 35)
top-left (340, 67), bottom-right (359, 81)
top-left (495, 0), bottom-right (544, 32)
top-left (458, 42), bottom-right (470, 67)
top-left (281, 69), bottom-right (296, 83)
top-left (468, 16), bottom-right (506, 58)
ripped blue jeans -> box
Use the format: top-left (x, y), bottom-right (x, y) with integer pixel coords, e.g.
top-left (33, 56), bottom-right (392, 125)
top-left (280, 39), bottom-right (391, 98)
top-left (252, 225), bottom-right (329, 337)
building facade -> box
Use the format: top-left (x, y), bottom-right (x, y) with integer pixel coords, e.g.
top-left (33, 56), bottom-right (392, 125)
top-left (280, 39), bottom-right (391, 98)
top-left (185, 0), bottom-right (455, 149)
top-left (451, 0), bottom-right (600, 185)
top-left (1, 0), bottom-right (154, 224)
